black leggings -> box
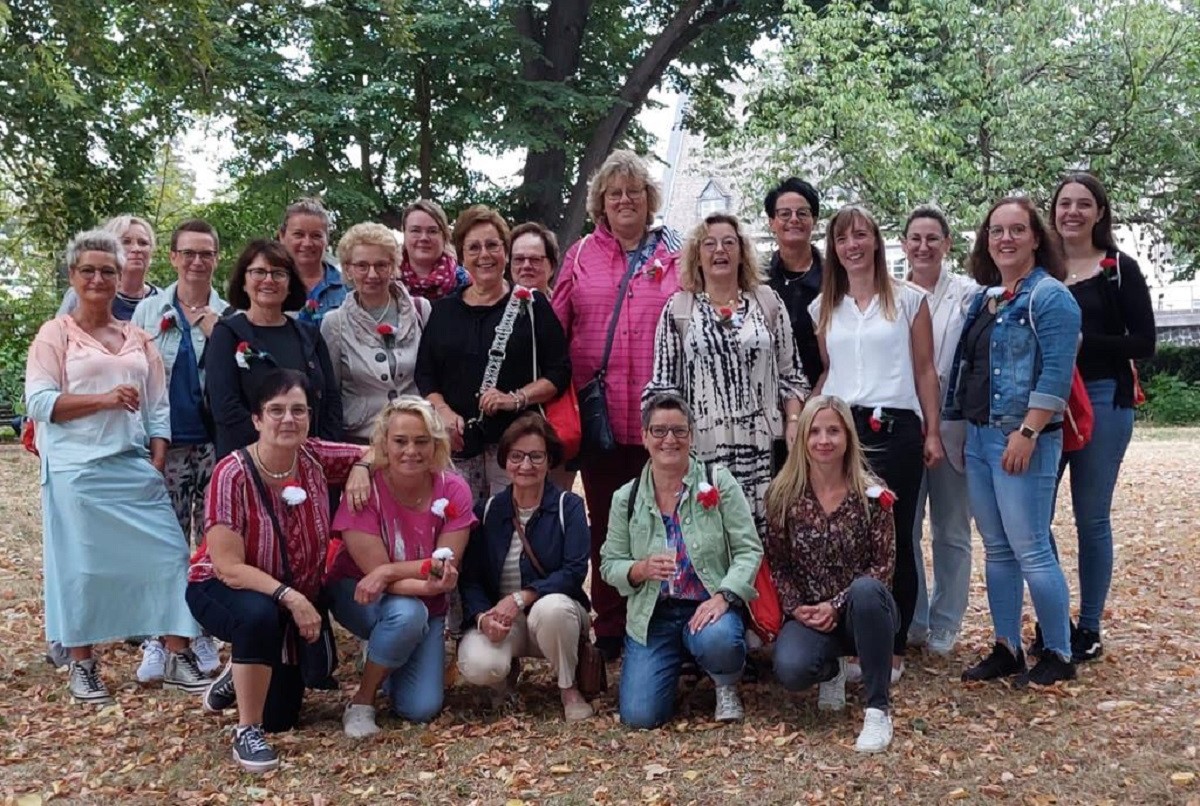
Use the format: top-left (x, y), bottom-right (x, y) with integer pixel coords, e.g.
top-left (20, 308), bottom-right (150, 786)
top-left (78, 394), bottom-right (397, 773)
top-left (852, 406), bottom-right (924, 656)
top-left (186, 578), bottom-right (305, 733)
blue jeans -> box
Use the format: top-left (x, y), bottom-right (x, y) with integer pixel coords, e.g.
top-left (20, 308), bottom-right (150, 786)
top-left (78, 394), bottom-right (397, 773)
top-left (1053, 379), bottom-right (1134, 632)
top-left (329, 578), bottom-right (446, 723)
top-left (912, 460), bottom-right (973, 637)
top-left (965, 424), bottom-right (1072, 660)
top-left (619, 599), bottom-right (745, 729)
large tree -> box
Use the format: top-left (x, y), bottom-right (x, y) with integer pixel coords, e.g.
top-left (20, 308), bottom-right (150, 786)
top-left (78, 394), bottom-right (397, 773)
top-left (731, 0), bottom-right (1200, 279)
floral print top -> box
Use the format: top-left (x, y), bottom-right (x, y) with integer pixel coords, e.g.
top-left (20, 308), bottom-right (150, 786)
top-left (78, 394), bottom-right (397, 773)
top-left (763, 486), bottom-right (895, 613)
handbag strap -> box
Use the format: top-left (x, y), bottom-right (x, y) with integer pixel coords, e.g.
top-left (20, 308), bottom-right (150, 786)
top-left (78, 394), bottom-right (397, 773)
top-left (595, 232), bottom-right (651, 380)
top-left (507, 490), bottom-right (568, 580)
top-left (240, 448), bottom-right (294, 586)
top-left (477, 291), bottom-right (527, 396)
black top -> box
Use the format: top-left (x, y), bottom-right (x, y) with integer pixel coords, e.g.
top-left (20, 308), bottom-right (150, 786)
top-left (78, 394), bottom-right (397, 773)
top-left (414, 290), bottom-right (571, 457)
top-left (960, 305), bottom-right (998, 425)
top-left (206, 311), bottom-right (345, 457)
top-left (766, 246), bottom-right (825, 388)
top-left (1069, 250), bottom-right (1156, 408)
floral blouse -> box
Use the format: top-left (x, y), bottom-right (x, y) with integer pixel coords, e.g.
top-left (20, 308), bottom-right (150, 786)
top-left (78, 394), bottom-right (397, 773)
top-left (763, 486), bottom-right (895, 613)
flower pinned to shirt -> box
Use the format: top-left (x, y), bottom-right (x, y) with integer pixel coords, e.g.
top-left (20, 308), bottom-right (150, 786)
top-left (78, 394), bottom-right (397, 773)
top-left (512, 285), bottom-right (534, 313)
top-left (866, 484), bottom-right (896, 512)
top-left (1100, 257), bottom-right (1118, 278)
top-left (431, 497), bottom-right (459, 520)
top-left (376, 322), bottom-right (396, 345)
top-left (869, 405), bottom-right (884, 432)
top-left (643, 258), bottom-right (665, 282)
top-left (158, 309), bottom-right (176, 334)
top-left (696, 481), bottom-right (720, 510)
top-left (280, 480), bottom-right (308, 506)
top-left (305, 298), bottom-right (319, 312)
top-left (235, 341), bottom-right (253, 369)
top-left (985, 285), bottom-right (1016, 314)
top-left (715, 305), bottom-right (735, 328)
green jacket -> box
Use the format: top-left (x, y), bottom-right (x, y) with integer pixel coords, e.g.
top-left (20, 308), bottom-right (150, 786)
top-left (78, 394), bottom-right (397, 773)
top-left (600, 458), bottom-right (764, 645)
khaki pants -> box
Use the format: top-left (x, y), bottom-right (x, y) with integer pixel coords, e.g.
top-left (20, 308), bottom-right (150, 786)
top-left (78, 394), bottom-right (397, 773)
top-left (457, 594), bottom-right (587, 689)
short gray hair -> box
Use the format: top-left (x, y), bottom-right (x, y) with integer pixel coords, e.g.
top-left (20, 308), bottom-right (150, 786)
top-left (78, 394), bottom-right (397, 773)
top-left (279, 197), bottom-right (333, 235)
top-left (66, 229), bottom-right (125, 271)
top-left (641, 392), bottom-right (695, 430)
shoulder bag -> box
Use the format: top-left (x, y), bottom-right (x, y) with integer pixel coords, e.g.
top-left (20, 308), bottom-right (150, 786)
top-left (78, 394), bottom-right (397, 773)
top-left (527, 294), bottom-right (582, 461)
top-left (1028, 278), bottom-right (1094, 452)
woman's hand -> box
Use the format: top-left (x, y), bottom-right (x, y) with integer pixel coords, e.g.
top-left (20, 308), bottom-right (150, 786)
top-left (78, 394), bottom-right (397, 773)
top-left (923, 432), bottom-right (945, 469)
top-left (490, 592), bottom-right (522, 626)
top-left (435, 404), bottom-right (466, 452)
top-left (345, 463), bottom-right (371, 512)
top-left (194, 309), bottom-right (217, 339)
top-left (428, 560), bottom-right (459, 594)
top-left (282, 589), bottom-right (322, 642)
top-left (632, 554), bottom-right (676, 586)
top-left (355, 566), bottom-right (391, 604)
top-left (687, 595), bottom-right (729, 634)
top-left (105, 384), bottom-right (140, 412)
top-left (480, 612), bottom-right (510, 643)
top-left (478, 387), bottom-right (518, 416)
top-left (1001, 429), bottom-right (1035, 475)
top-left (794, 601), bottom-right (838, 633)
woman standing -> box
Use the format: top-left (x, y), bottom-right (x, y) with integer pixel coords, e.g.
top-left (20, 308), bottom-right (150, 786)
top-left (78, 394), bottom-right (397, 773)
top-left (645, 213), bottom-right (807, 534)
top-left (1049, 173), bottom-right (1155, 662)
top-left (945, 197), bottom-right (1081, 686)
top-left (207, 240), bottom-right (343, 458)
top-left (416, 205), bottom-right (571, 499)
top-left (508, 222), bottom-right (559, 296)
top-left (396, 199), bottom-right (471, 302)
top-left (809, 206), bottom-right (944, 678)
top-left (902, 207), bottom-right (978, 656)
top-left (765, 395), bottom-right (898, 753)
top-left (552, 150), bottom-right (681, 658)
top-left (328, 397), bottom-right (475, 736)
top-left (321, 223), bottom-right (431, 443)
top-left (26, 229), bottom-right (208, 704)
top-left (57, 215), bottom-right (161, 319)
top-left (277, 198), bottom-right (346, 323)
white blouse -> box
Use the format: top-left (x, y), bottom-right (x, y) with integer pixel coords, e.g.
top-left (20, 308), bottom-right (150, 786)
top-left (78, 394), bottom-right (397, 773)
top-left (809, 281), bottom-right (929, 417)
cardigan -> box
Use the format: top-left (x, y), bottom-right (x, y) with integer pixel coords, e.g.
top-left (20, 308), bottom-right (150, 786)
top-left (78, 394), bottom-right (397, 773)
top-left (766, 247), bottom-right (825, 388)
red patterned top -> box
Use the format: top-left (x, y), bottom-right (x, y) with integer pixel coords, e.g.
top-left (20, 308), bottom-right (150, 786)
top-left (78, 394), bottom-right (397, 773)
top-left (190, 439), bottom-right (364, 597)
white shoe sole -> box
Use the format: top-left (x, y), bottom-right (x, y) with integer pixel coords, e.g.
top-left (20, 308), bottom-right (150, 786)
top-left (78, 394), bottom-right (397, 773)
top-left (72, 693), bottom-right (114, 706)
top-left (165, 679), bottom-right (211, 695)
top-left (233, 750), bottom-right (280, 774)
top-left (855, 738), bottom-right (892, 753)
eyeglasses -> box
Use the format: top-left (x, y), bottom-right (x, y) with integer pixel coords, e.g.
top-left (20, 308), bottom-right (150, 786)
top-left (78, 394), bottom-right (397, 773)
top-left (605, 187), bottom-right (646, 202)
top-left (512, 254), bottom-right (547, 266)
top-left (405, 226), bottom-right (443, 240)
top-left (700, 237), bottom-right (740, 252)
top-left (774, 208), bottom-right (813, 221)
top-left (905, 234), bottom-right (945, 246)
top-left (648, 425), bottom-right (691, 439)
top-left (247, 267), bottom-right (291, 282)
top-left (174, 249), bottom-right (218, 263)
top-left (73, 265), bottom-right (119, 280)
top-left (262, 404), bottom-right (311, 420)
top-left (347, 261), bottom-right (394, 276)
top-left (987, 224), bottom-right (1030, 240)
top-left (464, 240), bottom-right (505, 256)
top-left (506, 450), bottom-right (548, 466)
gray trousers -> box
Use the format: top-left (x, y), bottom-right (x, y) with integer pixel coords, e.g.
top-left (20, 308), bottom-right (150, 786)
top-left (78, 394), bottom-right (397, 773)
top-left (773, 577), bottom-right (898, 711)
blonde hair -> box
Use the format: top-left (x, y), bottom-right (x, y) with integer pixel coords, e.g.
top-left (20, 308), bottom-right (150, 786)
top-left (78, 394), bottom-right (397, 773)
top-left (814, 206), bottom-right (897, 335)
top-left (679, 213), bottom-right (764, 293)
top-left (400, 199), bottom-right (452, 260)
top-left (103, 214), bottom-right (157, 253)
top-left (336, 222), bottom-right (401, 287)
top-left (369, 397), bottom-right (452, 473)
top-left (764, 395), bottom-right (882, 530)
top-left (585, 149), bottom-right (662, 227)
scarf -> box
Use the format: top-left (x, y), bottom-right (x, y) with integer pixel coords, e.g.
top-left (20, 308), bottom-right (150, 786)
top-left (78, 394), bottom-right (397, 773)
top-left (399, 252), bottom-right (461, 301)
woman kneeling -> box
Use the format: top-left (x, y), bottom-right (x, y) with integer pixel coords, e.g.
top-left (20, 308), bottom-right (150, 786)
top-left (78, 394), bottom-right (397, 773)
top-left (457, 413), bottom-right (594, 721)
top-left (327, 397), bottom-right (476, 736)
top-left (601, 392), bottom-right (762, 729)
top-left (764, 395), bottom-right (898, 753)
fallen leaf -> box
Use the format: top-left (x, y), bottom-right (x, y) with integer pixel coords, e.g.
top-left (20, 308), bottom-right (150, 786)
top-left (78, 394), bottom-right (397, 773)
top-left (644, 763), bottom-right (670, 781)
top-left (549, 764), bottom-right (573, 775)
top-left (683, 770), bottom-right (700, 781)
top-left (1172, 772), bottom-right (1196, 786)
top-left (947, 788), bottom-right (969, 800)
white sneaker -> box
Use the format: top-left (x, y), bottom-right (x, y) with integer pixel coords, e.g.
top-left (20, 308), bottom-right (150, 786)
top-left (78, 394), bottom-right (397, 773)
top-left (926, 630), bottom-right (958, 657)
top-left (343, 703), bottom-right (380, 738)
top-left (891, 661), bottom-right (905, 684)
top-left (855, 707), bottom-right (893, 753)
top-left (844, 660), bottom-right (903, 685)
top-left (818, 658), bottom-right (847, 712)
top-left (136, 639), bottom-right (167, 684)
top-left (191, 636), bottom-right (221, 675)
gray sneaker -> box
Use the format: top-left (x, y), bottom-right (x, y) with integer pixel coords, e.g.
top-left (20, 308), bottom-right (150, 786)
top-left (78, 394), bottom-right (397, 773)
top-left (926, 629), bottom-right (959, 657)
top-left (818, 657), bottom-right (847, 712)
top-left (232, 724), bottom-right (279, 773)
top-left (68, 658), bottom-right (113, 705)
top-left (164, 650), bottom-right (211, 694)
top-left (191, 635), bottom-right (221, 675)
top-left (204, 660), bottom-right (237, 713)
top-left (46, 640), bottom-right (71, 670)
top-left (714, 684), bottom-right (744, 723)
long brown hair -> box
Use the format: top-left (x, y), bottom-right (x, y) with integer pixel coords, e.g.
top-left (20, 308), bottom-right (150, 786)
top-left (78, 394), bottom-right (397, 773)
top-left (679, 213), bottom-right (764, 293)
top-left (968, 196), bottom-right (1066, 285)
top-left (815, 206), bottom-right (897, 334)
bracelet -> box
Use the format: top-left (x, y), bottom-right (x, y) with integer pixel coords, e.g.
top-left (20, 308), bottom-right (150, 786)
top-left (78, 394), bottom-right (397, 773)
top-left (786, 413), bottom-right (800, 422)
top-left (272, 584), bottom-right (291, 604)
top-left (352, 460), bottom-right (371, 470)
top-left (509, 389), bottom-right (528, 410)
top-left (511, 592), bottom-right (526, 612)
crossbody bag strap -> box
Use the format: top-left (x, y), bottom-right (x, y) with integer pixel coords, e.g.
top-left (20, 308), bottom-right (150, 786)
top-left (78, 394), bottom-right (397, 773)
top-left (513, 510), bottom-right (548, 578)
top-left (478, 292), bottom-right (526, 396)
top-left (595, 232), bottom-right (651, 380)
top-left (240, 448), bottom-right (294, 586)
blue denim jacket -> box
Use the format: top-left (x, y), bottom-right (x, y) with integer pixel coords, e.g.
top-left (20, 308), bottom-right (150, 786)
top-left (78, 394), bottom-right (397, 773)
top-left (943, 267), bottom-right (1081, 430)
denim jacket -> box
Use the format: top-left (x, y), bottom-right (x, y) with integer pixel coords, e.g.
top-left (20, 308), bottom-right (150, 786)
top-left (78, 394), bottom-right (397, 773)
top-left (943, 267), bottom-right (1081, 430)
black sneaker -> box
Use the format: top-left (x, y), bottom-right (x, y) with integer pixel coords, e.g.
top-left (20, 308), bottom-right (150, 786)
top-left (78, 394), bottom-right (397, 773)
top-left (962, 642), bottom-right (1025, 681)
top-left (1014, 653), bottom-right (1077, 688)
top-left (1071, 627), bottom-right (1103, 663)
top-left (595, 635), bottom-right (623, 663)
top-left (232, 724), bottom-right (279, 773)
top-left (1028, 623), bottom-right (1045, 658)
top-left (204, 661), bottom-right (237, 713)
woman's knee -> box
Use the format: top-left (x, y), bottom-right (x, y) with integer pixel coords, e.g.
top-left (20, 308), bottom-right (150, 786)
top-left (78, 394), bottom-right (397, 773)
top-left (619, 694), bottom-right (673, 730)
top-left (772, 628), bottom-right (829, 692)
top-left (368, 596), bottom-right (431, 663)
top-left (689, 612), bottom-right (745, 672)
top-left (846, 577), bottom-right (892, 611)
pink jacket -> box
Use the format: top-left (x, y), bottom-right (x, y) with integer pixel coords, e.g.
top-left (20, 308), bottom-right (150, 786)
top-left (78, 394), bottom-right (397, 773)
top-left (552, 223), bottom-right (681, 445)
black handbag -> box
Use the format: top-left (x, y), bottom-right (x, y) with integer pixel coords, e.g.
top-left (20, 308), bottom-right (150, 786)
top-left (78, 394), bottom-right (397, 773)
top-left (578, 236), bottom-right (647, 454)
top-left (241, 449), bottom-right (339, 687)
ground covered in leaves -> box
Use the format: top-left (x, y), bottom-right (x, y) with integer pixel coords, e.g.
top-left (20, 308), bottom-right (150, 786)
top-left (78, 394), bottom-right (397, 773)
top-left (1, 431), bottom-right (1199, 805)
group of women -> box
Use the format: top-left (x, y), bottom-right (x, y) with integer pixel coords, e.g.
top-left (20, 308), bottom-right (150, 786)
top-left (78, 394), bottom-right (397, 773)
top-left (26, 148), bottom-right (1153, 772)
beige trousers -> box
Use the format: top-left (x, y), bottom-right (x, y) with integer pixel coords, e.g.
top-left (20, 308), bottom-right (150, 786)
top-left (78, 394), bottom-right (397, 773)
top-left (457, 593), bottom-right (587, 689)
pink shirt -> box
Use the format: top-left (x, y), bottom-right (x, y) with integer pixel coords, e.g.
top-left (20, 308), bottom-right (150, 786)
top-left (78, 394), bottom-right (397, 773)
top-left (552, 224), bottom-right (680, 445)
top-left (328, 469), bottom-right (477, 617)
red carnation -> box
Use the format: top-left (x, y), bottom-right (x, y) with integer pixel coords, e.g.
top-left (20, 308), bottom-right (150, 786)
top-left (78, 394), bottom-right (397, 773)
top-left (159, 315), bottom-right (173, 332)
top-left (716, 305), bottom-right (733, 319)
top-left (419, 558), bottom-right (433, 577)
top-left (879, 489), bottom-right (897, 511)
top-left (696, 481), bottom-right (720, 510)
top-left (236, 341), bottom-right (250, 353)
top-left (868, 405), bottom-right (883, 432)
top-left (376, 323), bottom-right (395, 336)
top-left (305, 299), bottom-right (318, 311)
top-left (513, 286), bottom-right (533, 301)
top-left (1001, 289), bottom-right (1015, 302)
top-left (1099, 257), bottom-right (1118, 270)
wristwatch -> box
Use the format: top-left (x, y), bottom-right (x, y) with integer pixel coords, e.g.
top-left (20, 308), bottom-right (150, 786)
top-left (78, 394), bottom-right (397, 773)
top-left (718, 589), bottom-right (744, 609)
top-left (511, 592), bottom-right (526, 612)
top-left (1018, 423), bottom-right (1039, 441)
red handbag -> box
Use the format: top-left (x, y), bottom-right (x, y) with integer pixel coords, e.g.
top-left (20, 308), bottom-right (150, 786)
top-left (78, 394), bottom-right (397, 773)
top-left (543, 384), bottom-right (582, 462)
top-left (20, 418), bottom-right (38, 457)
top-left (747, 557), bottom-right (783, 643)
top-left (1063, 368), bottom-right (1094, 452)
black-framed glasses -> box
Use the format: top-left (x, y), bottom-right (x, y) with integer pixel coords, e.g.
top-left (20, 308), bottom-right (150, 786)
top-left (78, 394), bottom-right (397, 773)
top-left (648, 425), bottom-right (691, 439)
top-left (347, 261), bottom-right (394, 276)
top-left (73, 265), bottom-right (120, 280)
top-left (774, 208), bottom-right (813, 221)
top-left (174, 249), bottom-right (218, 263)
top-left (247, 267), bottom-right (290, 282)
top-left (506, 450), bottom-right (548, 466)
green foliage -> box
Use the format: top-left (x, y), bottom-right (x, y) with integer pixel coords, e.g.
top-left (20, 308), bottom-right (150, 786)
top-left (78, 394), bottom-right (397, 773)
top-left (731, 0), bottom-right (1200, 279)
top-left (0, 268), bottom-right (59, 417)
top-left (1139, 372), bottom-right (1200, 425)
top-left (1137, 344), bottom-right (1200, 386)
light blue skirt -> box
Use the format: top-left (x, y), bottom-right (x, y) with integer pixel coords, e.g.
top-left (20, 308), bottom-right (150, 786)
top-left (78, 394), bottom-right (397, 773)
top-left (43, 452), bottom-right (200, 646)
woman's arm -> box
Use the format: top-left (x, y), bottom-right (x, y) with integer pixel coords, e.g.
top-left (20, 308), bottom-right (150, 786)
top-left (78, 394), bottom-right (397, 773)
top-left (1081, 254), bottom-right (1156, 360)
top-left (342, 527), bottom-right (440, 598)
top-left (550, 242), bottom-right (580, 341)
top-left (641, 299), bottom-right (684, 405)
top-left (909, 300), bottom-right (945, 466)
top-left (523, 493), bottom-right (590, 602)
top-left (206, 321), bottom-right (257, 449)
top-left (23, 319), bottom-right (118, 424)
top-left (711, 466), bottom-right (763, 603)
top-left (527, 293), bottom-right (571, 403)
top-left (811, 333), bottom-right (829, 395)
top-left (319, 310), bottom-right (346, 389)
top-left (459, 509), bottom-right (495, 630)
top-left (599, 481), bottom-right (641, 596)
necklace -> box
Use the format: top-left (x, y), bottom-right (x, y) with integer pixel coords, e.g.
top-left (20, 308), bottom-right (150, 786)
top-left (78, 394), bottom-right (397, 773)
top-left (177, 293), bottom-right (209, 313)
top-left (253, 444), bottom-right (297, 480)
top-left (364, 298), bottom-right (394, 325)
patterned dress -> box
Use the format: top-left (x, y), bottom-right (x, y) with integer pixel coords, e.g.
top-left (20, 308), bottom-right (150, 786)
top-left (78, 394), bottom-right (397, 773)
top-left (644, 288), bottom-right (809, 534)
